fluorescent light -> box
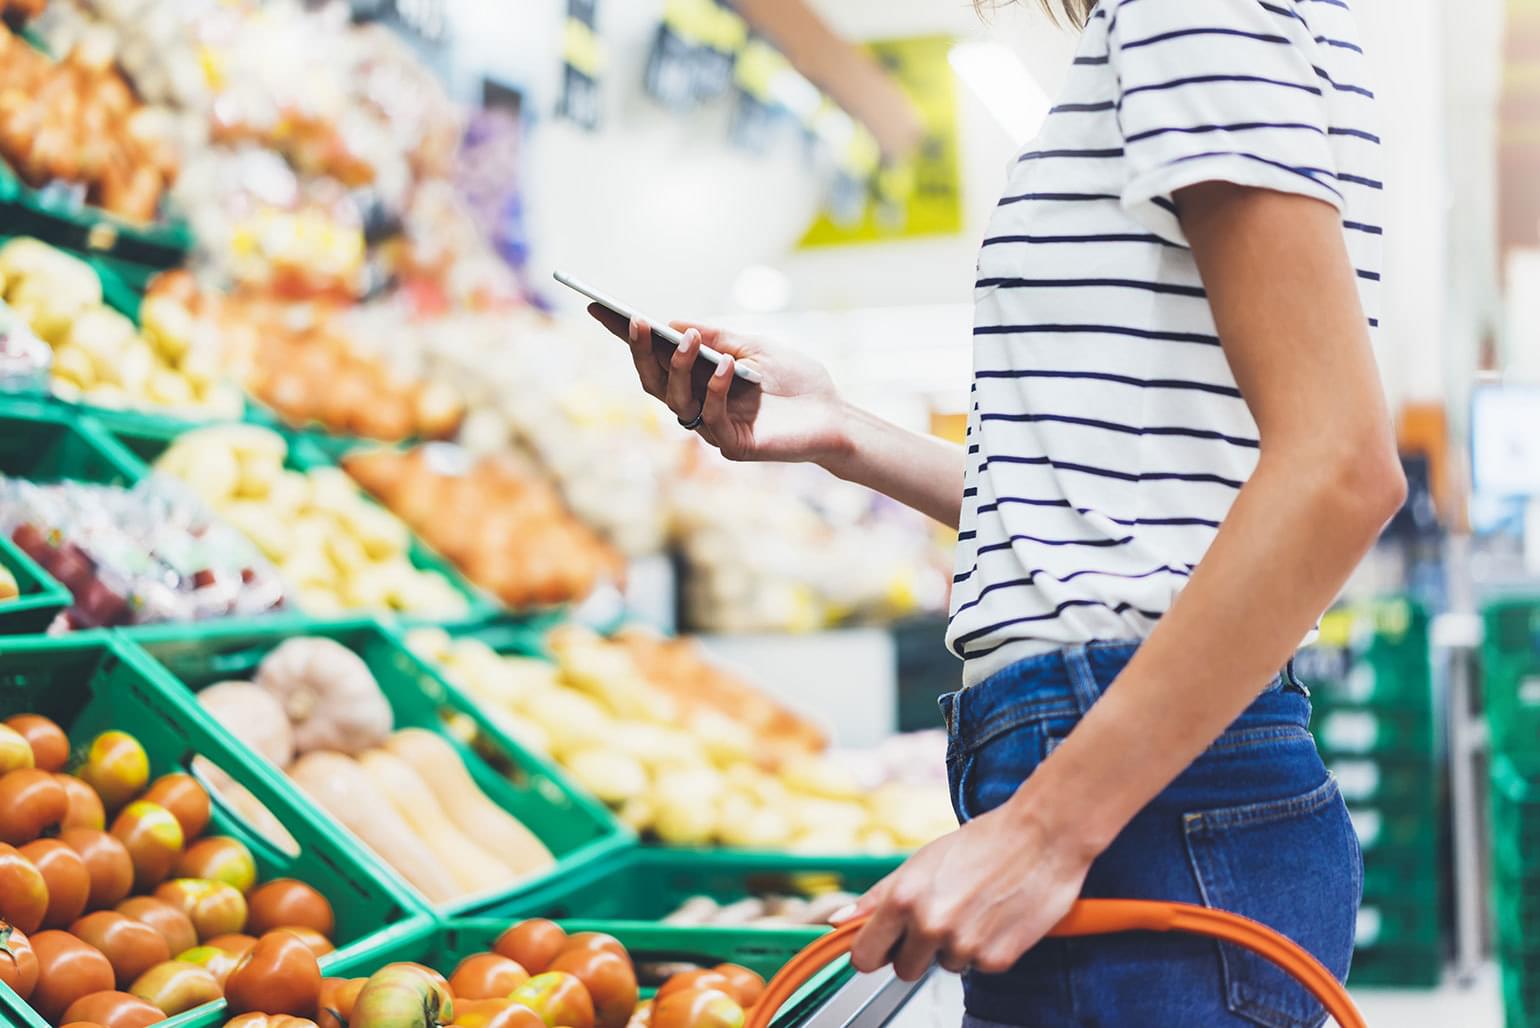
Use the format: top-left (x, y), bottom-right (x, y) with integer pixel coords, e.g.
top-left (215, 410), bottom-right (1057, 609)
top-left (948, 41), bottom-right (1050, 145)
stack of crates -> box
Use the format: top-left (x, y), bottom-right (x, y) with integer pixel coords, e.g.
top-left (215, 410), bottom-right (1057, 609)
top-left (1296, 597), bottom-right (1443, 986)
top-left (1484, 598), bottom-right (1540, 1027)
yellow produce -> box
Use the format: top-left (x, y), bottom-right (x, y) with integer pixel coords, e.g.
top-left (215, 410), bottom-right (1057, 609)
top-left (0, 564), bottom-right (19, 603)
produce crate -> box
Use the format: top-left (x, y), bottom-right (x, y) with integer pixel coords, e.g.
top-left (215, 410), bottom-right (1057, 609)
top-left (1313, 705), bottom-right (1435, 757)
top-left (0, 531), bottom-right (70, 633)
top-left (131, 617), bottom-right (633, 918)
top-left (0, 633), bottom-right (431, 1028)
top-left (1359, 848), bottom-right (1441, 905)
top-left (104, 419), bottom-right (501, 629)
top-left (0, 396), bottom-right (143, 485)
top-left (481, 845), bottom-right (900, 921)
top-left (1298, 598), bottom-right (1433, 711)
top-left (1485, 598), bottom-right (1540, 757)
top-left (1354, 898), bottom-right (1442, 949)
top-left (172, 917), bottom-right (849, 1028)
top-left (1328, 754), bottom-right (1441, 807)
top-left (1496, 865), bottom-right (1540, 953)
top-left (1504, 956), bottom-right (1540, 1028)
top-left (1348, 803), bottom-right (1438, 856)
top-left (1492, 753), bottom-right (1540, 884)
top-left (1348, 943), bottom-right (1443, 989)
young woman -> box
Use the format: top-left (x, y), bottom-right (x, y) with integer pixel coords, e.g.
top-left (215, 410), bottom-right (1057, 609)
top-left (591, 0), bottom-right (1399, 1022)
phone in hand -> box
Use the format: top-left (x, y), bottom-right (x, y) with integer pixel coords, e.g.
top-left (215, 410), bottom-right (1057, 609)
top-left (555, 270), bottom-right (763, 385)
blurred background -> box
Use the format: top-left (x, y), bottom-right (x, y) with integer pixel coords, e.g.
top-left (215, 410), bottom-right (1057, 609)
top-left (0, 0), bottom-right (1536, 1024)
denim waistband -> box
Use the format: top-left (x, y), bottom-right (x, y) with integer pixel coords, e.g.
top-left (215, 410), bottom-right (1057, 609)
top-left (939, 640), bottom-right (1310, 756)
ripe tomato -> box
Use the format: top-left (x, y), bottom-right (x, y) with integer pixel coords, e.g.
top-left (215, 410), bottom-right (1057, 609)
top-left (626, 999), bottom-right (653, 1028)
top-left (508, 971), bottom-right (595, 1028)
top-left (127, 959), bottom-right (222, 1016)
top-left (353, 964), bottom-right (454, 1027)
top-left (709, 965), bottom-right (764, 1009)
top-left (449, 952), bottom-right (530, 1000)
top-left (0, 922), bottom-right (39, 1001)
top-left (655, 970), bottom-right (731, 1005)
top-left (69, 911), bottom-right (171, 990)
top-left (175, 837), bottom-right (257, 894)
top-left (315, 976), bottom-right (366, 1028)
top-left (454, 998), bottom-right (547, 1028)
top-left (559, 933), bottom-right (629, 965)
top-left (278, 926), bottom-right (334, 958)
top-left (79, 732), bottom-right (149, 812)
top-left (494, 919), bottom-right (568, 975)
top-left (58, 775), bottom-right (107, 832)
top-left (30, 929), bottom-right (116, 1022)
top-left (246, 879), bottom-right (334, 938)
top-left (4, 715), bottom-right (68, 772)
top-left (548, 948), bottom-right (637, 1028)
top-left (0, 724), bottom-right (34, 774)
top-left (59, 828), bottom-right (134, 912)
top-left (204, 932), bottom-right (258, 956)
top-left (0, 767), bottom-right (67, 844)
top-left (650, 988), bottom-right (745, 1028)
top-left (224, 930), bottom-right (323, 1017)
top-left (140, 774), bottom-right (210, 841)
top-left (115, 897), bottom-right (198, 958)
top-left (174, 944), bottom-right (242, 985)
top-left (20, 838), bottom-right (90, 929)
top-left (224, 1016), bottom-right (322, 1028)
top-left (110, 802), bottom-right (184, 893)
top-left (153, 878), bottom-right (248, 941)
top-left (61, 989), bottom-right (166, 1028)
top-left (0, 841), bottom-right (49, 933)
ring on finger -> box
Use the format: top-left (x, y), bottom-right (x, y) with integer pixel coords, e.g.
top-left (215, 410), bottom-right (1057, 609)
top-left (679, 409), bottom-right (704, 431)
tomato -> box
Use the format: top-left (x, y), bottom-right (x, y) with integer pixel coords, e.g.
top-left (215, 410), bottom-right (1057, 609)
top-left (153, 879), bottom-right (248, 941)
top-left (61, 989), bottom-right (166, 1028)
top-left (110, 802), bottom-right (185, 893)
top-left (650, 988), bottom-right (744, 1028)
top-left (0, 922), bottom-right (39, 1002)
top-left (60, 828), bottom-right (134, 911)
top-left (547, 949), bottom-right (636, 1028)
top-left (625, 1000), bottom-right (652, 1028)
top-left (69, 911), bottom-right (171, 990)
top-left (387, 961), bottom-right (452, 1007)
top-left (224, 1016), bottom-right (321, 1028)
top-left (115, 898), bottom-right (198, 958)
top-left (449, 952), bottom-right (530, 1000)
top-left (173, 944), bottom-right (241, 985)
top-left (0, 767), bottom-right (67, 844)
top-left (224, 930), bottom-right (323, 1017)
top-left (175, 837), bottom-right (256, 894)
top-left (278, 926), bottom-right (334, 958)
top-left (204, 932), bottom-right (258, 956)
top-left (80, 732), bottom-right (149, 812)
top-left (59, 1022), bottom-right (111, 1028)
top-left (4, 715), bottom-right (68, 772)
top-left (127, 959), bottom-right (222, 1016)
top-left (454, 998), bottom-right (547, 1028)
top-left (0, 724), bottom-right (35, 774)
top-left (30, 929), bottom-right (116, 1022)
top-left (0, 841), bottom-right (49, 933)
top-left (140, 774), bottom-right (210, 842)
top-left (558, 934), bottom-right (628, 965)
top-left (20, 838), bottom-right (90, 928)
top-left (58, 775), bottom-right (107, 832)
top-left (246, 879), bottom-right (334, 938)
top-left (494, 920), bottom-right (568, 975)
top-left (508, 971), bottom-right (594, 1028)
top-left (708, 965), bottom-right (763, 1009)
top-left (654, 971), bottom-right (731, 1005)
top-left (353, 964), bottom-right (454, 1027)
top-left (316, 976), bottom-right (366, 1028)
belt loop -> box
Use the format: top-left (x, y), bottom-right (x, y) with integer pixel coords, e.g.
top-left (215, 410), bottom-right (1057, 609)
top-left (1064, 644), bottom-right (1101, 716)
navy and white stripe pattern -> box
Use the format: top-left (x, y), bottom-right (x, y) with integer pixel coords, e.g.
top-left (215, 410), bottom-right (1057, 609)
top-left (947, 0), bottom-right (1382, 685)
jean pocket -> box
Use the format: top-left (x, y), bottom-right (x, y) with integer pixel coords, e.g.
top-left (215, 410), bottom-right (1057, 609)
top-left (1182, 775), bottom-right (1359, 1028)
top-left (947, 719), bottom-right (1048, 824)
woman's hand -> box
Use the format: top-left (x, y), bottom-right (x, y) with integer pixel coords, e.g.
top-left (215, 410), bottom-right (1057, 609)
top-left (586, 304), bottom-right (848, 464)
top-left (840, 802), bottom-right (1095, 982)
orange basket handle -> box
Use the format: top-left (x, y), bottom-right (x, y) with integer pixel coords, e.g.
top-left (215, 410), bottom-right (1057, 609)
top-left (745, 898), bottom-right (1366, 1028)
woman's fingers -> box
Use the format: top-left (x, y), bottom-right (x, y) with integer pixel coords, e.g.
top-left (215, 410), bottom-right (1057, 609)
top-left (627, 317), bottom-right (668, 399)
top-left (665, 327), bottom-right (704, 420)
top-left (700, 357), bottom-right (734, 446)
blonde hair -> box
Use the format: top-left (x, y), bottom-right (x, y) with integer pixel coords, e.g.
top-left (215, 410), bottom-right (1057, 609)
top-left (977, 0), bottom-right (1097, 29)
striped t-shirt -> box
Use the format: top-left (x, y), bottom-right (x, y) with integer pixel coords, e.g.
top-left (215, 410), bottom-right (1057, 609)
top-left (947, 0), bottom-right (1382, 686)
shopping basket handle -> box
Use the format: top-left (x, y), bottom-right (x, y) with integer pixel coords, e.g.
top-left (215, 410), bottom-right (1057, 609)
top-left (744, 898), bottom-right (1366, 1028)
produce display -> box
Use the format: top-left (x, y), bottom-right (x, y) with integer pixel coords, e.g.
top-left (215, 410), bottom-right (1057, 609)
top-left (192, 636), bottom-right (555, 905)
top-left (344, 445), bottom-right (623, 610)
top-left (151, 425), bottom-right (470, 619)
top-left (663, 892), bottom-right (856, 930)
top-left (0, 239), bottom-right (240, 419)
top-left (0, 25), bottom-right (180, 223)
top-left (221, 918), bottom-right (768, 1028)
top-left (0, 713), bottom-right (342, 1027)
top-left (408, 628), bottom-right (956, 854)
top-left (0, 563), bottom-right (19, 603)
top-left (0, 475), bottom-right (287, 628)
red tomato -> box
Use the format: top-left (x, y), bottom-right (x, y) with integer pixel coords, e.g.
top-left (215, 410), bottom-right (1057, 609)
top-left (59, 828), bottom-right (134, 911)
top-left (655, 970), bottom-right (731, 1005)
top-left (548, 948), bottom-right (637, 1028)
top-left (454, 998), bottom-right (547, 1028)
top-left (20, 838), bottom-right (90, 928)
top-left (126, 959), bottom-right (222, 1016)
top-left (494, 920), bottom-right (568, 975)
top-left (114, 898), bottom-right (197, 958)
top-left (69, 911), bottom-right (171, 990)
top-left (4, 715), bottom-right (68, 772)
top-left (79, 733), bottom-right (149, 812)
top-left (174, 837), bottom-right (256, 894)
top-left (277, 926), bottom-right (334, 958)
top-left (30, 929), bottom-right (116, 1023)
top-left (61, 989), bottom-right (166, 1028)
top-left (152, 878), bottom-right (248, 941)
top-left (140, 774), bottom-right (210, 841)
top-left (223, 930), bottom-right (323, 1017)
top-left (223, 1016), bottom-right (321, 1028)
top-left (109, 802), bottom-right (184, 893)
top-left (315, 976), bottom-right (366, 1028)
top-left (0, 922), bottom-right (39, 1001)
top-left (174, 945), bottom-right (242, 986)
top-left (57, 775), bottom-right (106, 832)
top-left (709, 965), bottom-right (763, 1009)
top-left (449, 952), bottom-right (530, 1000)
top-left (0, 841), bottom-right (49, 933)
top-left (203, 932), bottom-right (258, 956)
top-left (626, 999), bottom-right (653, 1028)
top-left (0, 767), bottom-right (67, 844)
top-left (508, 971), bottom-right (595, 1028)
top-left (246, 879), bottom-right (334, 938)
top-left (559, 933), bottom-right (628, 964)
top-left (651, 988), bottom-right (745, 1028)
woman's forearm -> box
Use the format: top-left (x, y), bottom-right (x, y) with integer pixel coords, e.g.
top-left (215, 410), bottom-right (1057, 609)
top-left (818, 402), bottom-right (966, 528)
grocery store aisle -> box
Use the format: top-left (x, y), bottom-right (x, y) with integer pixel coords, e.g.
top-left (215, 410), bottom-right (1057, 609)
top-left (884, 965), bottom-right (1505, 1027)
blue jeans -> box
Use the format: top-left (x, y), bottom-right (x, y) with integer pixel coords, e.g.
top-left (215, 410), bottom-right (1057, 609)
top-left (941, 642), bottom-right (1362, 1028)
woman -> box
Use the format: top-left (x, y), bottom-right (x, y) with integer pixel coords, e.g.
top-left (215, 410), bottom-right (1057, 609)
top-left (591, 0), bottom-right (1400, 1022)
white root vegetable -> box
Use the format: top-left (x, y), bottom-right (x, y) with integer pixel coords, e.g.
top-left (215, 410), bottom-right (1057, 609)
top-left (191, 756), bottom-right (298, 856)
top-left (357, 749), bottom-right (517, 896)
top-left (383, 728), bottom-right (554, 874)
top-left (197, 681), bottom-right (295, 767)
top-left (256, 637), bottom-right (393, 755)
top-left (287, 750), bottom-right (459, 903)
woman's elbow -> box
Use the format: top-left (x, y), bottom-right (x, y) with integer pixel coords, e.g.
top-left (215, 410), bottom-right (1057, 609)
top-left (1325, 440), bottom-right (1407, 528)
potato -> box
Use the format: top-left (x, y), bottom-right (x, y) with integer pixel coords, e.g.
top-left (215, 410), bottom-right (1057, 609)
top-left (220, 501), bottom-right (290, 562)
top-left (564, 747), bottom-right (648, 806)
top-left (146, 367), bottom-right (195, 409)
top-left (50, 345), bottom-right (97, 389)
top-left (234, 451), bottom-right (280, 499)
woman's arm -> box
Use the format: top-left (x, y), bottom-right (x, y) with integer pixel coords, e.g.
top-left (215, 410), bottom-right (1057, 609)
top-left (846, 184), bottom-right (1406, 980)
top-left (821, 405), bottom-right (967, 528)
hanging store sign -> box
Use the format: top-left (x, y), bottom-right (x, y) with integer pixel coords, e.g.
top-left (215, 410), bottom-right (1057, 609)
top-left (558, 0), bottom-right (604, 130)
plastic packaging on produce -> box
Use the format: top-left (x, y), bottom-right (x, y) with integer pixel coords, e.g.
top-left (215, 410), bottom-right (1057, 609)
top-left (0, 299), bottom-right (51, 395)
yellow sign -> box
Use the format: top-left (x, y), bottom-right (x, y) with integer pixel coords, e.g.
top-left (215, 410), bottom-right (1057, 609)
top-left (800, 34), bottom-right (963, 247)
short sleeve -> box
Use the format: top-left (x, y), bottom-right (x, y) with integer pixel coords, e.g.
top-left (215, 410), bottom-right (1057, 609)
top-left (1108, 0), bottom-right (1346, 246)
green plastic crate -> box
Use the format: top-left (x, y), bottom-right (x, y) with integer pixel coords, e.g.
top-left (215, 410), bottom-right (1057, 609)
top-left (1313, 705), bottom-right (1435, 757)
top-left (1485, 599), bottom-right (1540, 757)
top-left (1496, 866), bottom-right (1540, 954)
top-left (1360, 849), bottom-right (1442, 905)
top-left (131, 617), bottom-right (632, 918)
top-left (1492, 754), bottom-right (1540, 882)
top-left (0, 397), bottom-right (143, 484)
top-left (1348, 803), bottom-right (1437, 856)
top-left (1504, 957), bottom-right (1540, 1028)
top-left (0, 633), bottom-right (430, 1028)
top-left (480, 845), bottom-right (900, 921)
top-left (1349, 943), bottom-right (1443, 988)
top-left (1354, 897), bottom-right (1441, 949)
top-left (0, 532), bottom-right (70, 634)
top-left (1326, 754), bottom-right (1442, 807)
top-left (171, 917), bottom-right (848, 1028)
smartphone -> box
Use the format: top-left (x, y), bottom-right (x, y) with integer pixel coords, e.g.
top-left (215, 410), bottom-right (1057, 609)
top-left (554, 270), bottom-right (763, 385)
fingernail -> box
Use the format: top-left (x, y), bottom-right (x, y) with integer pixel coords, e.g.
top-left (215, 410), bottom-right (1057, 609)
top-left (715, 358), bottom-right (732, 378)
top-left (679, 329), bottom-right (697, 351)
top-left (829, 904), bottom-right (858, 924)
